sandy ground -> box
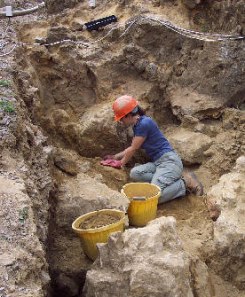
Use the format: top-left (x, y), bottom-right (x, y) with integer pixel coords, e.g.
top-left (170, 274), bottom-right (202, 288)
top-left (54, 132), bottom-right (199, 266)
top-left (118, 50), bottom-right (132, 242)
top-left (0, 1), bottom-right (244, 297)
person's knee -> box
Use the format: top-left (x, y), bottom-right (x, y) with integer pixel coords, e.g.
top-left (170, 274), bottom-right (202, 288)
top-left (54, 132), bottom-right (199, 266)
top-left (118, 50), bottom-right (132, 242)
top-left (154, 175), bottom-right (170, 189)
top-left (158, 194), bottom-right (166, 204)
top-left (129, 167), bottom-right (140, 180)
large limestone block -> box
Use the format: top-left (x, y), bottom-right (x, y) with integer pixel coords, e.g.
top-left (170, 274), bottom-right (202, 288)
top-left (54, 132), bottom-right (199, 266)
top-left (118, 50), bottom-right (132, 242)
top-left (56, 172), bottom-right (129, 230)
top-left (45, 103), bottom-right (130, 158)
top-left (83, 217), bottom-right (200, 297)
top-left (207, 156), bottom-right (245, 289)
top-left (53, 148), bottom-right (80, 176)
top-left (77, 103), bottom-right (132, 157)
top-left (167, 128), bottom-right (212, 165)
top-left (168, 88), bottom-right (224, 120)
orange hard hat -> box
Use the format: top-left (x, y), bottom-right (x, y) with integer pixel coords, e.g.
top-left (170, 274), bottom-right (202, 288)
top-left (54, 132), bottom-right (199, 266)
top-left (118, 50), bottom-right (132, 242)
top-left (112, 95), bottom-right (138, 121)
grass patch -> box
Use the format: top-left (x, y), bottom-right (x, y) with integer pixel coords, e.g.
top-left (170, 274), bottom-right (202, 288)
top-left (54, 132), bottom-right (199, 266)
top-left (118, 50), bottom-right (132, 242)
top-left (0, 99), bottom-right (15, 113)
top-left (0, 79), bottom-right (11, 87)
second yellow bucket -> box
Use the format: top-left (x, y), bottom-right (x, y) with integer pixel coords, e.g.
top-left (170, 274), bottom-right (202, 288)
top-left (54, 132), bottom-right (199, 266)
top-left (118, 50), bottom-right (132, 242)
top-left (72, 209), bottom-right (125, 261)
top-left (121, 182), bottom-right (161, 227)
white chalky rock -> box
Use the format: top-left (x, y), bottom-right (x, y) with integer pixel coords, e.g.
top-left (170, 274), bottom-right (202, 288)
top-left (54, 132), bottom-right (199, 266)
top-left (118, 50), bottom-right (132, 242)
top-left (83, 217), bottom-right (196, 297)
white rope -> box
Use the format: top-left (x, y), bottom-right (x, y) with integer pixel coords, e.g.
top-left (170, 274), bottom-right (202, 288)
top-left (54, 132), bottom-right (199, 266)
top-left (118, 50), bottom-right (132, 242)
top-left (90, 23), bottom-right (120, 44)
top-left (42, 22), bottom-right (125, 47)
top-left (0, 13), bottom-right (244, 57)
top-left (42, 14), bottom-right (244, 49)
top-left (43, 39), bottom-right (90, 47)
top-left (119, 16), bottom-right (141, 38)
top-left (133, 15), bottom-right (245, 42)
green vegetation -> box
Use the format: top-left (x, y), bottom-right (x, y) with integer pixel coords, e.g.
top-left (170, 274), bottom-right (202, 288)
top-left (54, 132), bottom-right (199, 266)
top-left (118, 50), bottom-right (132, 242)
top-left (19, 207), bottom-right (29, 225)
top-left (201, 24), bottom-right (209, 32)
top-left (0, 79), bottom-right (11, 87)
top-left (0, 99), bottom-right (15, 113)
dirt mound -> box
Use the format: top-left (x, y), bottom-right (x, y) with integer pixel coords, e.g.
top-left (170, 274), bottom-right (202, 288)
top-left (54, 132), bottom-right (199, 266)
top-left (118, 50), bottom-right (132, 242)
top-left (0, 0), bottom-right (244, 297)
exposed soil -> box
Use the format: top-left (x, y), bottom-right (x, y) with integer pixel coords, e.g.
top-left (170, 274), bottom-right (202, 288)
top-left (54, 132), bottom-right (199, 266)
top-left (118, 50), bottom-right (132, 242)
top-left (0, 1), bottom-right (244, 297)
top-left (79, 213), bottom-right (120, 229)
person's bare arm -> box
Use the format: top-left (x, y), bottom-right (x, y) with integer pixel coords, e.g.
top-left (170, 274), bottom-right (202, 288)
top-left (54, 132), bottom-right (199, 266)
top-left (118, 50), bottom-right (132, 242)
top-left (114, 150), bottom-right (126, 160)
top-left (120, 136), bottom-right (145, 167)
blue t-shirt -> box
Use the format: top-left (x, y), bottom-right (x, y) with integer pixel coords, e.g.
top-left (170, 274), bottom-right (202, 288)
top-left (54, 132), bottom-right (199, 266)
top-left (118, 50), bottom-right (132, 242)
top-left (133, 115), bottom-right (173, 161)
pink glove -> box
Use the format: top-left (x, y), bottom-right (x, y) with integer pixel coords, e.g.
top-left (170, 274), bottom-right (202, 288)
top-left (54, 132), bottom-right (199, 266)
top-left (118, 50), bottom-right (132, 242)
top-left (100, 159), bottom-right (122, 169)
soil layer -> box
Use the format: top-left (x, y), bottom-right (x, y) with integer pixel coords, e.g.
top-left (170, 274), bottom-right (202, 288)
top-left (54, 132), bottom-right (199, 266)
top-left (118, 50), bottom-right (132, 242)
top-left (79, 213), bottom-right (120, 229)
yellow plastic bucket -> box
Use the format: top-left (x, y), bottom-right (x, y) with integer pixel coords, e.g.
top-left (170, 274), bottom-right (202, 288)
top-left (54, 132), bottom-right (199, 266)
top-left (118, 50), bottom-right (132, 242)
top-left (72, 209), bottom-right (125, 261)
top-left (121, 182), bottom-right (161, 227)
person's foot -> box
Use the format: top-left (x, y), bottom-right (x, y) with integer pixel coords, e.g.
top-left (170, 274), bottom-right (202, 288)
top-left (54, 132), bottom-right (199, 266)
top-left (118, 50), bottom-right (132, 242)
top-left (182, 170), bottom-right (204, 196)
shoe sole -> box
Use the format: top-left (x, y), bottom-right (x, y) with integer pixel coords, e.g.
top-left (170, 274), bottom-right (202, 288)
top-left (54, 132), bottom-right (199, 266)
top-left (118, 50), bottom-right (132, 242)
top-left (189, 172), bottom-right (204, 196)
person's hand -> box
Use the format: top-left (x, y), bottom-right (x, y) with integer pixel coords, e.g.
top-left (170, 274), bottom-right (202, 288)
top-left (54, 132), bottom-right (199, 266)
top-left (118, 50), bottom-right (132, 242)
top-left (100, 159), bottom-right (122, 169)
